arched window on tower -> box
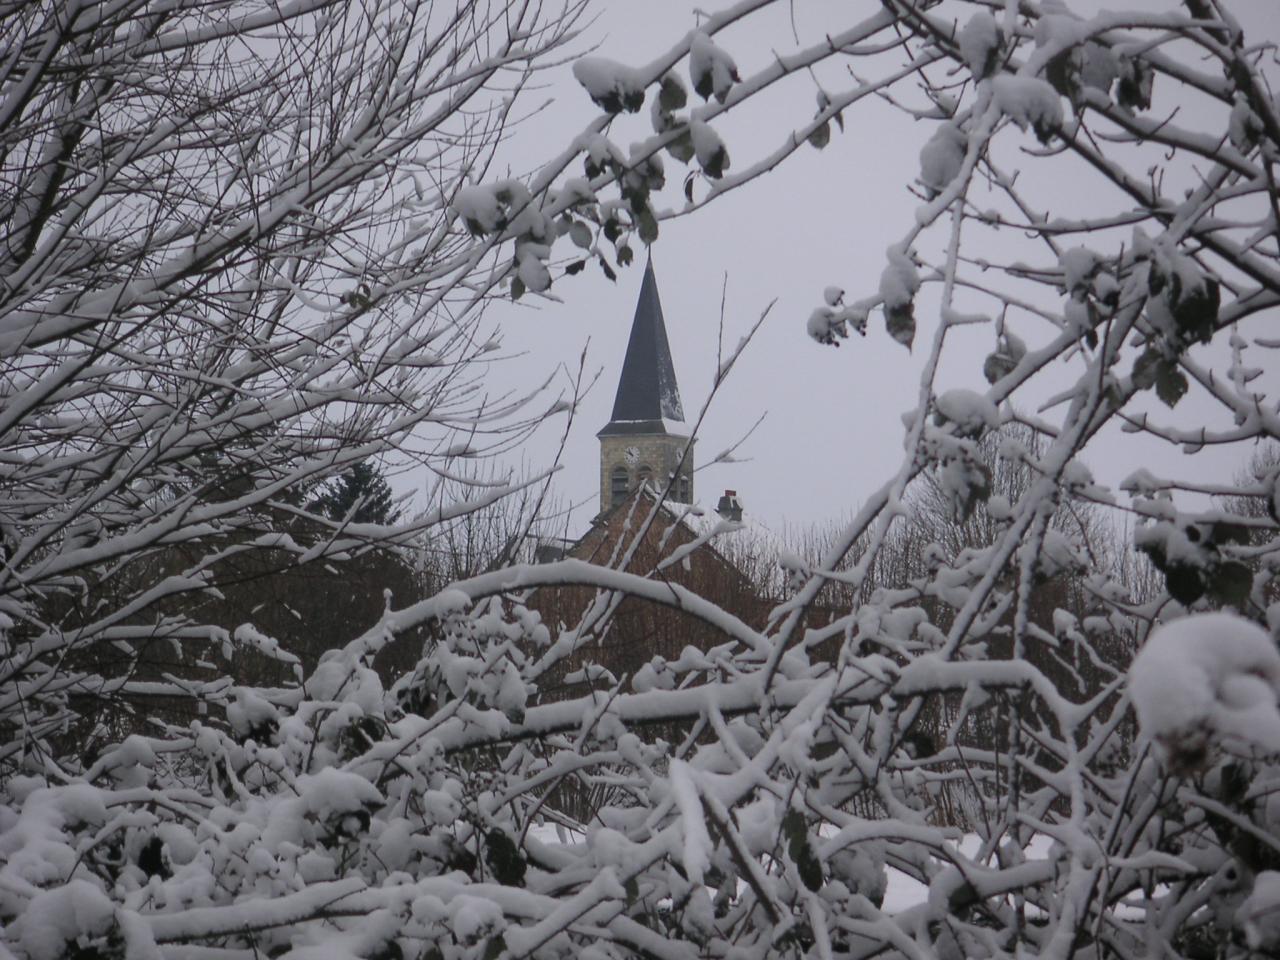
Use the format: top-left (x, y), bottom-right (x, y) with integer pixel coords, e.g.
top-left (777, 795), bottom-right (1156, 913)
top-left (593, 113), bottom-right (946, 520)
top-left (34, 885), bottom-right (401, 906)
top-left (676, 473), bottom-right (690, 503)
top-left (611, 466), bottom-right (629, 506)
top-left (637, 465), bottom-right (653, 493)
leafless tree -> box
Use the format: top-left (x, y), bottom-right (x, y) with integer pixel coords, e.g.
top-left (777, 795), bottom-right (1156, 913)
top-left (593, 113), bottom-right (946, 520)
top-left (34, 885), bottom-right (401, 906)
top-left (0, 0), bottom-right (590, 768)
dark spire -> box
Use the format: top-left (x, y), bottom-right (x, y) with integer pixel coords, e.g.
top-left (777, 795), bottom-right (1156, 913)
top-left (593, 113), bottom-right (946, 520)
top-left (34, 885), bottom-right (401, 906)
top-left (599, 257), bottom-right (685, 436)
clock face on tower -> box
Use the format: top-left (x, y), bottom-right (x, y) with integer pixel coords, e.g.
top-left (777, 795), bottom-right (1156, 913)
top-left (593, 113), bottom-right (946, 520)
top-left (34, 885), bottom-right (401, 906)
top-left (624, 446), bottom-right (640, 466)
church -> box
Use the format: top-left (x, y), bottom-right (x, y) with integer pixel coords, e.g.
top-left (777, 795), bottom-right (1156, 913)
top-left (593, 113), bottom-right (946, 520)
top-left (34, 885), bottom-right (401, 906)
top-left (526, 258), bottom-right (768, 701)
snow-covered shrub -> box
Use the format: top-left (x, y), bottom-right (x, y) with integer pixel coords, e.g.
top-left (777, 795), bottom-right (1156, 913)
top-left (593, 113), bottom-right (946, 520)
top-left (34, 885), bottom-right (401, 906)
top-left (4, 2), bottom-right (1280, 960)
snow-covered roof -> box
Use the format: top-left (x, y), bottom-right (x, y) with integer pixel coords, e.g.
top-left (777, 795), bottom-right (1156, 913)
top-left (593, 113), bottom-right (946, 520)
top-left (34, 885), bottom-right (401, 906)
top-left (578, 485), bottom-right (789, 589)
top-left (595, 417), bottom-right (691, 438)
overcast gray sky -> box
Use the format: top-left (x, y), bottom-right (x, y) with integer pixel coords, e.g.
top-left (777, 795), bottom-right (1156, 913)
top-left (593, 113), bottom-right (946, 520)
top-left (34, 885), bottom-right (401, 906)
top-left (453, 0), bottom-right (1280, 536)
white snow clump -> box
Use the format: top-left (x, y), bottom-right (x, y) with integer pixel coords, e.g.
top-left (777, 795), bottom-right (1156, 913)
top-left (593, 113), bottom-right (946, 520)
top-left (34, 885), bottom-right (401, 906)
top-left (689, 119), bottom-right (729, 178)
top-left (918, 122), bottom-right (968, 198)
top-left (1240, 871), bottom-right (1280, 951)
top-left (452, 185), bottom-right (505, 235)
top-left (689, 32), bottom-right (739, 103)
top-left (807, 303), bottom-right (868, 346)
top-left (1059, 247), bottom-right (1101, 297)
top-left (12, 880), bottom-right (116, 960)
top-left (516, 243), bottom-right (552, 293)
top-left (934, 389), bottom-right (999, 438)
top-left (991, 75), bottom-right (1063, 141)
top-left (1229, 95), bottom-right (1265, 152)
top-left (448, 894), bottom-right (504, 944)
top-left (669, 758), bottom-right (713, 883)
top-left (1129, 612), bottom-right (1280, 772)
top-left (879, 248), bottom-right (920, 308)
top-left (958, 11), bottom-right (1001, 79)
top-left (572, 57), bottom-right (646, 114)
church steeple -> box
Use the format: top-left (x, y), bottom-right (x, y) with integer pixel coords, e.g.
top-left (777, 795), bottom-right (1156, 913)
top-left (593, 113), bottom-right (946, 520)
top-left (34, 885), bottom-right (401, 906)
top-left (604, 257), bottom-right (685, 427)
top-left (598, 258), bottom-right (694, 513)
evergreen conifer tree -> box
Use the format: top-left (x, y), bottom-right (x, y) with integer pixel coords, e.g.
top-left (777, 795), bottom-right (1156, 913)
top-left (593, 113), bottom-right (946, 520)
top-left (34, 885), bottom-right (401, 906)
top-left (313, 462), bottom-right (399, 525)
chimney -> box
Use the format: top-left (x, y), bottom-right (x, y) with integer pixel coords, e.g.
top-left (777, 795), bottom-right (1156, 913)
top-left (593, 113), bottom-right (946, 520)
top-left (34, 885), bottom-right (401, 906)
top-left (716, 489), bottom-right (743, 522)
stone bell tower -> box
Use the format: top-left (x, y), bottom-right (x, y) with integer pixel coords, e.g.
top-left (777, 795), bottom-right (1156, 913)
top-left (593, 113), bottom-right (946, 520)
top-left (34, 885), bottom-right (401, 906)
top-left (598, 257), bottom-right (693, 513)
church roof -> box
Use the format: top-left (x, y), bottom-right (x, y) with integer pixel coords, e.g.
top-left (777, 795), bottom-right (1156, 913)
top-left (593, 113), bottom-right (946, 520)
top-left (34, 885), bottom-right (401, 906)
top-left (598, 258), bottom-right (685, 437)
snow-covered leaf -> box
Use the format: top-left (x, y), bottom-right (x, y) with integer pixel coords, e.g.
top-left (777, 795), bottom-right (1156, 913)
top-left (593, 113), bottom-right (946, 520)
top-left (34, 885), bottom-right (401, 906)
top-left (689, 32), bottom-right (739, 103)
top-left (572, 57), bottom-right (646, 114)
